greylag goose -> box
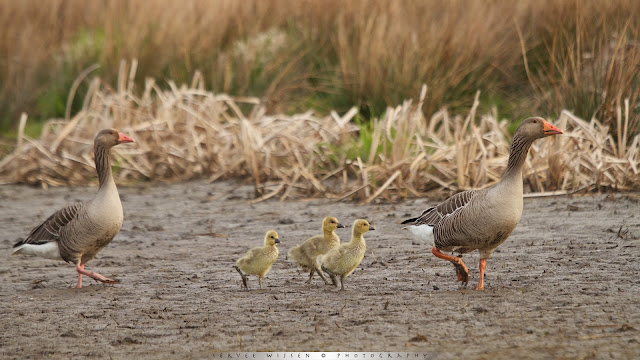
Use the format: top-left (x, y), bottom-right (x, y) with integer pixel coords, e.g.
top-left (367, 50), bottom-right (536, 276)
top-left (315, 219), bottom-right (374, 290)
top-left (402, 117), bottom-right (562, 290)
top-left (288, 216), bottom-right (345, 284)
top-left (234, 230), bottom-right (280, 289)
top-left (12, 129), bottom-right (134, 288)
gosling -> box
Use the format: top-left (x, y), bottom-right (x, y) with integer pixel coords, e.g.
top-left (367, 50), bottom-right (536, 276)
top-left (234, 230), bottom-right (280, 289)
top-left (288, 216), bottom-right (345, 284)
top-left (315, 219), bottom-right (374, 290)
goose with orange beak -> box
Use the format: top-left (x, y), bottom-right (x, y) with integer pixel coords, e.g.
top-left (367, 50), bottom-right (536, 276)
top-left (402, 117), bottom-right (562, 290)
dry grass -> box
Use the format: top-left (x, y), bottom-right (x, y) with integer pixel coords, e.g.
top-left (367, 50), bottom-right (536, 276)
top-left (519, 0), bottom-right (640, 138)
top-left (2, 0), bottom-right (640, 141)
top-left (1, 70), bottom-right (637, 202)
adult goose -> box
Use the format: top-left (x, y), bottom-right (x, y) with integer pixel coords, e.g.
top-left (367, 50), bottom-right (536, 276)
top-left (402, 117), bottom-right (562, 290)
top-left (12, 129), bottom-right (134, 288)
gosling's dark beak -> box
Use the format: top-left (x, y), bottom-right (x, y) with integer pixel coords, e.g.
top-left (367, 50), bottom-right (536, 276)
top-left (274, 238), bottom-right (280, 244)
top-left (337, 223), bottom-right (345, 228)
top-left (369, 225), bottom-right (375, 231)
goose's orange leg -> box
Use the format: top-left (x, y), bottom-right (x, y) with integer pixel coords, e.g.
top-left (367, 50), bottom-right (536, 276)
top-left (474, 258), bottom-right (487, 290)
top-left (431, 247), bottom-right (469, 286)
top-left (74, 270), bottom-right (83, 289)
top-left (73, 263), bottom-right (117, 288)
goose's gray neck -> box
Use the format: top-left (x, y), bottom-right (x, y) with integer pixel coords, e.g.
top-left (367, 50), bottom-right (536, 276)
top-left (502, 134), bottom-right (535, 180)
top-left (94, 143), bottom-right (113, 189)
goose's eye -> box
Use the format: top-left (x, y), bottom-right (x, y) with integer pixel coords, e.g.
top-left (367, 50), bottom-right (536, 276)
top-left (532, 119), bottom-right (538, 124)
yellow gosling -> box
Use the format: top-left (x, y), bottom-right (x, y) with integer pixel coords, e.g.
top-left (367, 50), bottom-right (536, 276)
top-left (288, 216), bottom-right (344, 284)
top-left (234, 230), bottom-right (280, 289)
top-left (315, 219), bottom-right (374, 291)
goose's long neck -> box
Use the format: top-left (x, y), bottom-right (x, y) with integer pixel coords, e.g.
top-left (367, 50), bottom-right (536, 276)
top-left (94, 142), bottom-right (114, 190)
top-left (502, 134), bottom-right (535, 181)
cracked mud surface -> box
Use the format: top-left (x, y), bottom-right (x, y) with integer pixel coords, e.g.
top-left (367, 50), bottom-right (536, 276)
top-left (1, 181), bottom-right (639, 358)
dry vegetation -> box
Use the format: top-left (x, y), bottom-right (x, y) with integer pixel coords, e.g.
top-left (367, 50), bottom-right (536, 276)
top-left (1, 0), bottom-right (640, 137)
top-left (0, 68), bottom-right (637, 202)
top-left (1, 1), bottom-right (639, 199)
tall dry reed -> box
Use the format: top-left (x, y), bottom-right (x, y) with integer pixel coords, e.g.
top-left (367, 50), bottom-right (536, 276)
top-left (2, 0), bottom-right (639, 141)
top-left (1, 70), bottom-right (637, 202)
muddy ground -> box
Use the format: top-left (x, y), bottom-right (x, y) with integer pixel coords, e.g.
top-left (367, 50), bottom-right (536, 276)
top-left (1, 180), bottom-right (639, 359)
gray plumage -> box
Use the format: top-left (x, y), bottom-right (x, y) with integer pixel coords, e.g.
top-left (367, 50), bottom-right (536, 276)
top-left (403, 186), bottom-right (515, 259)
top-left (12, 129), bottom-right (134, 288)
top-left (402, 117), bottom-right (562, 289)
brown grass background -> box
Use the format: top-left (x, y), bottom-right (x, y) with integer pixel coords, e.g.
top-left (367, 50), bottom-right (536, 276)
top-left (0, 0), bottom-right (639, 199)
top-left (1, 75), bottom-right (637, 202)
top-left (2, 0), bottom-right (640, 126)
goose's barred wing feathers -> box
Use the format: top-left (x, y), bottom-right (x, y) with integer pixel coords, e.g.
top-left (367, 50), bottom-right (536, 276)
top-left (401, 190), bottom-right (479, 226)
top-left (14, 202), bottom-right (83, 247)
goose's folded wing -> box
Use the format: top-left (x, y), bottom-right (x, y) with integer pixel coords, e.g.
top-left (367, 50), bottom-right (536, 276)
top-left (14, 202), bottom-right (83, 247)
top-left (402, 190), bottom-right (479, 226)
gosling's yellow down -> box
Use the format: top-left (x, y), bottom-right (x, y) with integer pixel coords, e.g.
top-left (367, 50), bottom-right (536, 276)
top-left (288, 216), bottom-right (345, 284)
top-left (315, 219), bottom-right (374, 290)
top-left (234, 230), bottom-right (280, 289)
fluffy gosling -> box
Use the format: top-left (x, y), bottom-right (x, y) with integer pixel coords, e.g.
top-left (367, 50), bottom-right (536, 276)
top-left (234, 230), bottom-right (280, 289)
top-left (315, 219), bottom-right (374, 290)
top-left (288, 216), bottom-right (345, 284)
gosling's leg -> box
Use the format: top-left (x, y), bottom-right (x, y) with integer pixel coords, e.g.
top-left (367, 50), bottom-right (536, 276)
top-left (305, 268), bottom-right (315, 284)
top-left (321, 265), bottom-right (339, 287)
top-left (339, 275), bottom-right (346, 291)
top-left (315, 267), bottom-right (331, 285)
top-left (234, 266), bottom-right (248, 289)
top-left (258, 276), bottom-right (263, 289)
top-left (431, 247), bottom-right (469, 286)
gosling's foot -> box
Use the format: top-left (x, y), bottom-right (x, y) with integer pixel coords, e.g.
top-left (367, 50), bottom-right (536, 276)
top-left (234, 266), bottom-right (249, 289)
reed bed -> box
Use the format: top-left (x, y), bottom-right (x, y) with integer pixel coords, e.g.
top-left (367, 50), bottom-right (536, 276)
top-left (2, 0), bottom-right (640, 141)
top-left (0, 72), bottom-right (638, 202)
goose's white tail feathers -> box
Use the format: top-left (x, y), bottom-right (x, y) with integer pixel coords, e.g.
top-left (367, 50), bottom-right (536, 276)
top-left (403, 224), bottom-right (435, 247)
top-left (12, 242), bottom-right (62, 260)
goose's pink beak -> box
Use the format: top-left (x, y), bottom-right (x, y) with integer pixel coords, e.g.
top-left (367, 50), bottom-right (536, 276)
top-left (542, 121), bottom-right (562, 136)
top-left (118, 132), bottom-right (134, 143)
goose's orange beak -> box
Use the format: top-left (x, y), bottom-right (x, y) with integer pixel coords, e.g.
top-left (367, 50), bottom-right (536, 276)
top-left (542, 121), bottom-right (563, 136)
top-left (118, 132), bottom-right (134, 143)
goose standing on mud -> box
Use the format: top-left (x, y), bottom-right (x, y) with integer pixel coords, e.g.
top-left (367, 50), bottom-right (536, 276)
top-left (12, 129), bottom-right (134, 288)
top-left (402, 117), bottom-right (562, 290)
top-left (234, 230), bottom-right (280, 289)
top-left (288, 216), bottom-right (344, 284)
top-left (315, 219), bottom-right (374, 290)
